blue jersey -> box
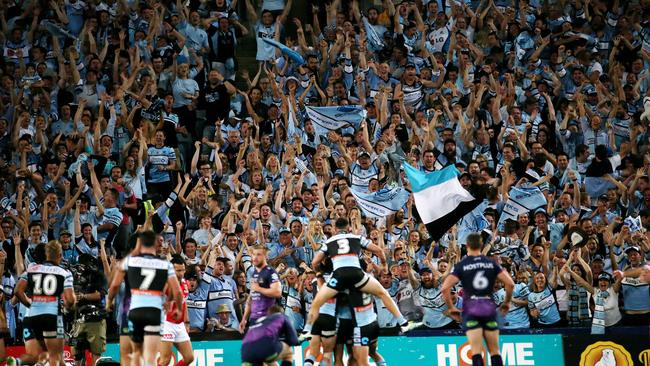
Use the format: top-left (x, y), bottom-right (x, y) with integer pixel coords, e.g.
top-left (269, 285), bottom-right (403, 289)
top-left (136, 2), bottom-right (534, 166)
top-left (122, 254), bottom-right (175, 310)
top-left (204, 269), bottom-right (239, 329)
top-left (451, 255), bottom-right (503, 300)
top-left (621, 275), bottom-right (650, 311)
top-left (147, 146), bottom-right (175, 183)
top-left (282, 284), bottom-right (304, 331)
top-left (416, 282), bottom-right (456, 328)
top-left (527, 286), bottom-right (561, 325)
top-left (349, 291), bottom-right (377, 327)
top-left (20, 262), bottom-right (73, 316)
top-left (494, 283), bottom-right (530, 329)
top-left (374, 279), bottom-right (399, 328)
top-left (187, 281), bottom-right (209, 331)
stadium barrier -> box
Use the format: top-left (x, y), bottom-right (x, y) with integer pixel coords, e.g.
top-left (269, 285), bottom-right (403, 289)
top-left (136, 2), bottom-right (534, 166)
top-left (3, 330), bottom-right (645, 366)
top-left (101, 334), bottom-right (564, 366)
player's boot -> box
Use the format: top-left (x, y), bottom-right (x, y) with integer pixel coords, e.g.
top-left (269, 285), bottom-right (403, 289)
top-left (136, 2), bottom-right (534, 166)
top-left (298, 329), bottom-right (312, 343)
top-left (6, 357), bottom-right (18, 366)
top-left (400, 320), bottom-right (422, 334)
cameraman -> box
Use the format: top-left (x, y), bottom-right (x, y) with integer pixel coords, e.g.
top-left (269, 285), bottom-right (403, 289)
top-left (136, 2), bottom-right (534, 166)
top-left (70, 254), bottom-right (107, 366)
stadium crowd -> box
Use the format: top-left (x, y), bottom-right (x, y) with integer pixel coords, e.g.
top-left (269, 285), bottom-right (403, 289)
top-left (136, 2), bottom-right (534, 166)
top-left (0, 0), bottom-right (649, 363)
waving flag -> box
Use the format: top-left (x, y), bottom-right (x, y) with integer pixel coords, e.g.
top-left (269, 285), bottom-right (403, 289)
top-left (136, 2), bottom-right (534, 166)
top-left (349, 186), bottom-right (411, 219)
top-left (497, 186), bottom-right (547, 229)
top-left (305, 105), bottom-right (367, 136)
top-left (262, 38), bottom-right (305, 65)
top-left (362, 16), bottom-right (385, 51)
top-left (403, 163), bottom-right (482, 241)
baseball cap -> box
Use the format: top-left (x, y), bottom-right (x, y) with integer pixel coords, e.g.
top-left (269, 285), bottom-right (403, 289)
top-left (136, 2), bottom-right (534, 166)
top-left (334, 169), bottom-right (345, 177)
top-left (598, 194), bottom-right (608, 201)
top-left (59, 229), bottom-right (72, 237)
top-left (625, 246), bottom-right (640, 255)
top-left (592, 254), bottom-right (604, 262)
top-left (216, 304), bottom-right (231, 313)
top-left (358, 150), bottom-right (371, 158)
top-left (598, 272), bottom-right (612, 282)
top-left (419, 267), bottom-right (432, 274)
top-left (279, 226), bottom-right (291, 234)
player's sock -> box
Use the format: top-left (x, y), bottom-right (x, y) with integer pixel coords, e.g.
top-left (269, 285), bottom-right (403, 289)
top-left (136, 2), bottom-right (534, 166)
top-left (175, 361), bottom-right (187, 366)
top-left (397, 315), bottom-right (408, 326)
top-left (472, 354), bottom-right (484, 366)
top-left (376, 361), bottom-right (387, 366)
top-left (303, 323), bottom-right (313, 333)
top-left (280, 361), bottom-right (292, 366)
top-left (304, 353), bottom-right (316, 366)
top-left (490, 355), bottom-right (503, 366)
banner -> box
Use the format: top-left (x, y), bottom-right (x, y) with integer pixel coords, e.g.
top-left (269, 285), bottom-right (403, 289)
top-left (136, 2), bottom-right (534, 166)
top-left (104, 334), bottom-right (563, 366)
top-left (497, 186), bottom-right (547, 229)
top-left (305, 105), bottom-right (366, 136)
top-left (349, 186), bottom-right (411, 218)
top-left (563, 334), bottom-right (650, 366)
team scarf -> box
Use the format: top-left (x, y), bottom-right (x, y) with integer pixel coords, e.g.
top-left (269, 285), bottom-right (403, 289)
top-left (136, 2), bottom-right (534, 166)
top-left (591, 288), bottom-right (609, 334)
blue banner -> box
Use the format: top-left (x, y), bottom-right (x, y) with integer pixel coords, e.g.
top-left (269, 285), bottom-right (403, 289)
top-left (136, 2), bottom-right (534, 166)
top-left (104, 334), bottom-right (564, 366)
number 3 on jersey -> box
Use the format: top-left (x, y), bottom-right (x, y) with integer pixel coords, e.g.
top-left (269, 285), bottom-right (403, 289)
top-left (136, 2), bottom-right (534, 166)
top-left (473, 271), bottom-right (489, 290)
top-left (337, 239), bottom-right (350, 254)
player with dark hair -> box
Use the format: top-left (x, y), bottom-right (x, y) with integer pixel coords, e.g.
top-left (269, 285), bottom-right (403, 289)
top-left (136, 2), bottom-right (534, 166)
top-left (240, 305), bottom-right (300, 366)
top-left (442, 233), bottom-right (514, 366)
top-left (107, 231), bottom-right (184, 366)
top-left (160, 254), bottom-right (194, 366)
top-left (303, 218), bottom-right (408, 339)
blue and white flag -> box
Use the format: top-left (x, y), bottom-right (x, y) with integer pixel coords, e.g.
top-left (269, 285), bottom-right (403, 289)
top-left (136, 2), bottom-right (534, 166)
top-left (286, 98), bottom-right (300, 140)
top-left (497, 186), bottom-right (547, 229)
top-left (362, 16), bottom-right (385, 51)
top-left (403, 163), bottom-right (481, 241)
top-left (349, 186), bottom-right (411, 219)
top-left (584, 176), bottom-right (615, 200)
top-left (305, 105), bottom-right (367, 136)
top-left (262, 38), bottom-right (305, 65)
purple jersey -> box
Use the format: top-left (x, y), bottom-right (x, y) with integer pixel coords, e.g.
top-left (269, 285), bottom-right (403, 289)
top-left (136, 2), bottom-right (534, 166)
top-left (451, 255), bottom-right (503, 300)
top-left (250, 265), bottom-right (280, 321)
top-left (242, 312), bottom-right (299, 346)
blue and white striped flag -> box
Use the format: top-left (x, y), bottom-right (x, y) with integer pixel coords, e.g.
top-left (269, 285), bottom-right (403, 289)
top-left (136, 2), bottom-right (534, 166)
top-left (349, 186), bottom-right (411, 219)
top-left (403, 163), bottom-right (481, 241)
top-left (497, 186), bottom-right (547, 229)
top-left (362, 16), bottom-right (385, 51)
top-left (305, 105), bottom-right (366, 136)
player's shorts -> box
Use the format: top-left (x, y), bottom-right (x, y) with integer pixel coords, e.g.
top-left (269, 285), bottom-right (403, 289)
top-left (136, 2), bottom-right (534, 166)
top-left (462, 298), bottom-right (498, 331)
top-left (327, 267), bottom-right (370, 291)
top-left (24, 314), bottom-right (64, 340)
top-left (336, 318), bottom-right (354, 345)
top-left (312, 314), bottom-right (337, 338)
top-left (128, 307), bottom-right (162, 343)
top-left (161, 320), bottom-right (190, 343)
top-left (71, 319), bottom-right (107, 355)
top-left (353, 322), bottom-right (379, 347)
top-left (241, 338), bottom-right (283, 365)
